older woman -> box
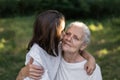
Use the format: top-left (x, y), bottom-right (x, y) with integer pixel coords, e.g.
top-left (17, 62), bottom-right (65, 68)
top-left (55, 21), bottom-right (102, 80)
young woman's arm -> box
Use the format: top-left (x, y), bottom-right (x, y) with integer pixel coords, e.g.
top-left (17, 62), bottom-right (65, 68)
top-left (81, 50), bottom-right (96, 75)
top-left (16, 58), bottom-right (44, 80)
top-left (16, 67), bottom-right (27, 80)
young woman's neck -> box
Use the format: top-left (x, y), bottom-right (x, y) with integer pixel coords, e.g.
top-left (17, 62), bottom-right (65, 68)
top-left (63, 52), bottom-right (84, 63)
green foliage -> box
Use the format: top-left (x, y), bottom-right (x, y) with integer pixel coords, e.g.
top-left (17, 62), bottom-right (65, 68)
top-left (87, 17), bottom-right (120, 80)
top-left (0, 16), bottom-right (120, 80)
top-left (0, 15), bottom-right (34, 79)
top-left (0, 52), bottom-right (25, 79)
top-left (0, 0), bottom-right (120, 18)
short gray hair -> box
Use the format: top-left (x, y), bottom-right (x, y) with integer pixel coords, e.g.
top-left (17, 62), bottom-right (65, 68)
top-left (66, 21), bottom-right (91, 44)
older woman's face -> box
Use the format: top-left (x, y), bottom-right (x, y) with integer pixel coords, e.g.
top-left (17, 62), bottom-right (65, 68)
top-left (62, 25), bottom-right (84, 53)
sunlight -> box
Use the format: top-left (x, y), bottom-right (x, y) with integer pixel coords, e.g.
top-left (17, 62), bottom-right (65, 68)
top-left (117, 46), bottom-right (120, 51)
top-left (89, 23), bottom-right (103, 31)
top-left (98, 39), bottom-right (106, 44)
top-left (0, 43), bottom-right (4, 49)
top-left (113, 46), bottom-right (120, 52)
top-left (0, 27), bottom-right (4, 32)
top-left (97, 48), bottom-right (109, 57)
top-left (0, 38), bottom-right (6, 49)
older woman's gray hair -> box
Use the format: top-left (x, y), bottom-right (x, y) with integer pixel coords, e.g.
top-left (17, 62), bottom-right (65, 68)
top-left (66, 21), bottom-right (91, 45)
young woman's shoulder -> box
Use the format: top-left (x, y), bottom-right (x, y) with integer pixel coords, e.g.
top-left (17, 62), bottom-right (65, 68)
top-left (31, 43), bottom-right (43, 51)
top-left (30, 43), bottom-right (47, 53)
top-left (25, 43), bottom-right (48, 66)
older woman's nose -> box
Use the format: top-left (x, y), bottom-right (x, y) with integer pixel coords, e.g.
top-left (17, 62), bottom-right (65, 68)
top-left (66, 35), bottom-right (72, 41)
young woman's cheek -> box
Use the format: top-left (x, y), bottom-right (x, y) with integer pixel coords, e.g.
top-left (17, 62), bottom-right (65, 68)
top-left (60, 31), bottom-right (65, 41)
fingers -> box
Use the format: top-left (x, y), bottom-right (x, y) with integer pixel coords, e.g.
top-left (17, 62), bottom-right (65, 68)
top-left (29, 57), bottom-right (34, 64)
top-left (84, 64), bottom-right (95, 75)
top-left (89, 67), bottom-right (95, 75)
top-left (29, 65), bottom-right (44, 74)
top-left (28, 63), bottom-right (44, 79)
top-left (86, 67), bottom-right (93, 75)
top-left (29, 70), bottom-right (43, 80)
top-left (26, 57), bottom-right (44, 79)
top-left (29, 66), bottom-right (44, 80)
top-left (84, 64), bottom-right (89, 74)
top-left (29, 74), bottom-right (42, 80)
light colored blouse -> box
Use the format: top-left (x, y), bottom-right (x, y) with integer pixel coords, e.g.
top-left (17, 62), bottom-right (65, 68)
top-left (24, 43), bottom-right (62, 80)
top-left (55, 58), bottom-right (102, 80)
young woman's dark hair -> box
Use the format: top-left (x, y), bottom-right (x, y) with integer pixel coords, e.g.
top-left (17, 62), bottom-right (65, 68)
top-left (28, 10), bottom-right (65, 56)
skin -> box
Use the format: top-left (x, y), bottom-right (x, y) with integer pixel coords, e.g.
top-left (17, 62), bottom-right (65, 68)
top-left (56, 22), bottom-right (98, 80)
top-left (62, 25), bottom-right (95, 74)
top-left (62, 25), bottom-right (87, 62)
top-left (16, 21), bottom-right (95, 80)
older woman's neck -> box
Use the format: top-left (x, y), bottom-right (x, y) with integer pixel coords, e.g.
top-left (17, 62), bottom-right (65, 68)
top-left (63, 52), bottom-right (84, 63)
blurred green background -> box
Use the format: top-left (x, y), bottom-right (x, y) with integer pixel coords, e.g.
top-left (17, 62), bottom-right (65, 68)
top-left (0, 0), bottom-right (120, 80)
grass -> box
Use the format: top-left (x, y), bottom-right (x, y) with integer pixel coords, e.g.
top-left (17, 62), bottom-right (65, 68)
top-left (0, 16), bottom-right (35, 80)
top-left (0, 15), bottom-right (120, 80)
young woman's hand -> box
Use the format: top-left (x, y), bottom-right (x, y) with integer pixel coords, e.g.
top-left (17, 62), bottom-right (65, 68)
top-left (16, 57), bottom-right (44, 80)
top-left (81, 50), bottom-right (96, 75)
top-left (84, 57), bottom-right (96, 75)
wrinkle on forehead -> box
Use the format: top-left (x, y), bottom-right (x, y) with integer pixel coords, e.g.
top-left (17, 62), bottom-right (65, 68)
top-left (67, 25), bottom-right (85, 40)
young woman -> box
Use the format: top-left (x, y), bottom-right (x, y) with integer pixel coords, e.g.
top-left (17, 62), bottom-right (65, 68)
top-left (16, 10), bottom-right (96, 80)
